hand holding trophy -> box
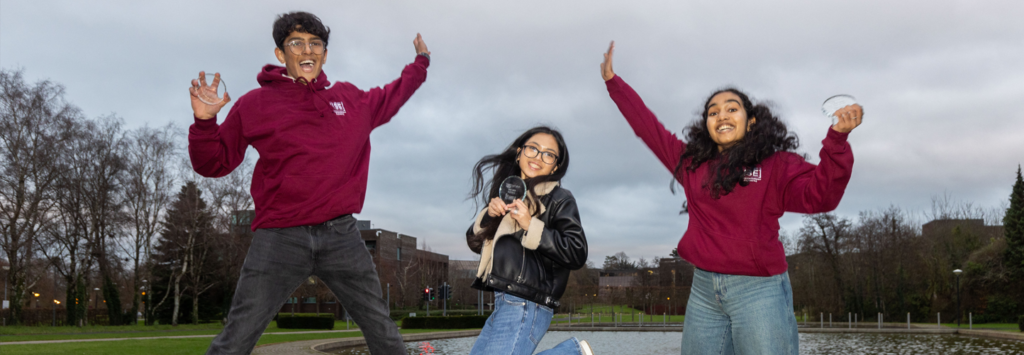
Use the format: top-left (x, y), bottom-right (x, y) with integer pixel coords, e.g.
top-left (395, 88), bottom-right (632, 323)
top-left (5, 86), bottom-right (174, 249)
top-left (190, 71), bottom-right (231, 120)
top-left (498, 176), bottom-right (527, 215)
top-left (822, 95), bottom-right (864, 133)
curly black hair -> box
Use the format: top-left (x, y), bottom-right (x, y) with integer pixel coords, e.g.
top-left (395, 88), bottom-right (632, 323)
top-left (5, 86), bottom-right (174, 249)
top-left (672, 88), bottom-right (800, 200)
top-left (272, 12), bottom-right (330, 50)
top-left (467, 126), bottom-right (570, 251)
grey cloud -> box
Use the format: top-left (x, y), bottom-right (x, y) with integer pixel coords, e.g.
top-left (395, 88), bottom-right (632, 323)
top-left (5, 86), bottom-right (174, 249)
top-left (3, 0), bottom-right (1022, 265)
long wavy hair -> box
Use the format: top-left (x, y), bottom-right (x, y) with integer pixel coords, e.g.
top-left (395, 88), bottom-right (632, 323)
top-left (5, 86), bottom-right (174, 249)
top-left (672, 88), bottom-right (800, 201)
top-left (467, 126), bottom-right (570, 250)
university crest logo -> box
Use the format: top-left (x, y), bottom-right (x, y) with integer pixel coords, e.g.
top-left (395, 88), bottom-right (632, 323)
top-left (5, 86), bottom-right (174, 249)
top-left (330, 101), bottom-right (346, 116)
top-left (744, 167), bottom-right (762, 182)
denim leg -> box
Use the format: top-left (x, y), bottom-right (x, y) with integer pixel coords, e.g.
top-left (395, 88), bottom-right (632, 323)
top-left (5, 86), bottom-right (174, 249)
top-left (470, 292), bottom-right (550, 355)
top-left (314, 217), bottom-right (403, 355)
top-left (724, 272), bottom-right (798, 355)
top-left (536, 337), bottom-right (584, 355)
top-left (680, 269), bottom-right (734, 355)
top-left (206, 228), bottom-right (312, 355)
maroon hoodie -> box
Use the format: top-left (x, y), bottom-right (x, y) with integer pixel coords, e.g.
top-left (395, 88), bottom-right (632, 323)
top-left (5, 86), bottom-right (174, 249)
top-left (189, 55), bottom-right (429, 230)
top-left (606, 75), bottom-right (853, 277)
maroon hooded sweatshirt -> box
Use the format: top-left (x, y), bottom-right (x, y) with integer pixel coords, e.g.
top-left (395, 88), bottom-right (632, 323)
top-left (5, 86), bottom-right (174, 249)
top-left (606, 75), bottom-right (853, 277)
top-left (189, 55), bottom-right (429, 230)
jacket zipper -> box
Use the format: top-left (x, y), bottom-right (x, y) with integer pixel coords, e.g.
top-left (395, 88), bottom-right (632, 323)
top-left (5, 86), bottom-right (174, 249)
top-left (516, 229), bottom-right (527, 283)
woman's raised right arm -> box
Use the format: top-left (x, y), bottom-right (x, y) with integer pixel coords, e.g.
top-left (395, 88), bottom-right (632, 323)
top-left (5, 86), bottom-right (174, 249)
top-left (602, 42), bottom-right (686, 173)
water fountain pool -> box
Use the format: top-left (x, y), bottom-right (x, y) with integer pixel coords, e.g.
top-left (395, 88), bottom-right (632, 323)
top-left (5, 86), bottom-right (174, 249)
top-left (330, 331), bottom-right (1024, 354)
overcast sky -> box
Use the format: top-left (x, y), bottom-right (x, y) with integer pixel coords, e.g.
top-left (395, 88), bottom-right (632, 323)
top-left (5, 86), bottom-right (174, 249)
top-left (2, 0), bottom-right (1022, 264)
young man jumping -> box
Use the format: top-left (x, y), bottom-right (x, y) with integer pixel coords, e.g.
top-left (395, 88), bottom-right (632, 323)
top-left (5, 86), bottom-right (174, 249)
top-left (187, 11), bottom-right (430, 354)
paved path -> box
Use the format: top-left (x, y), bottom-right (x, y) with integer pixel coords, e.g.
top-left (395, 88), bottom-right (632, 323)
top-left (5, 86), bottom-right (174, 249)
top-left (254, 330), bottom-right (482, 354)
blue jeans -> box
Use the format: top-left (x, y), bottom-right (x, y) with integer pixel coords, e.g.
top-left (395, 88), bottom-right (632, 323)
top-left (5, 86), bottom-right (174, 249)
top-left (680, 269), bottom-right (798, 355)
top-left (470, 292), bottom-right (585, 355)
top-left (206, 215), bottom-right (403, 355)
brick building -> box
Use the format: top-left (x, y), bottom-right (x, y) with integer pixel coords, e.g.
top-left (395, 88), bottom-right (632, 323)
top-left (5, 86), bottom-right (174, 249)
top-left (228, 211), bottom-right (450, 318)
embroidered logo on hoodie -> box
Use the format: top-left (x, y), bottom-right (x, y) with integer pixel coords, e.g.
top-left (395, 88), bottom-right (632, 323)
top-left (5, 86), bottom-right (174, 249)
top-left (744, 167), bottom-right (762, 182)
top-left (330, 101), bottom-right (346, 116)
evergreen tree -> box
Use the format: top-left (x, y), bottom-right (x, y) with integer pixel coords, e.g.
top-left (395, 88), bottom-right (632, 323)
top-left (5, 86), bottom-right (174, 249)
top-left (1004, 165), bottom-right (1024, 275)
top-left (151, 182), bottom-right (217, 325)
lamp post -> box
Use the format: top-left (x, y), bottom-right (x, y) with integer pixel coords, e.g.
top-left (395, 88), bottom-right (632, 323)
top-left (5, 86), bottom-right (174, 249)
top-left (2, 265), bottom-right (8, 326)
top-left (141, 280), bottom-right (147, 325)
top-left (953, 269), bottom-right (962, 328)
top-left (33, 292), bottom-right (40, 308)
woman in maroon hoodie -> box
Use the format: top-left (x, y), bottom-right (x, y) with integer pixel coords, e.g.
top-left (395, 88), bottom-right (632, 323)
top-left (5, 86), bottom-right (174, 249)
top-left (600, 42), bottom-right (862, 354)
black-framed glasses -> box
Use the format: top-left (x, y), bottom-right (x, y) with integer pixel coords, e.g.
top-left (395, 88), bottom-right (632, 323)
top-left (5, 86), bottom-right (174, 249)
top-left (284, 40), bottom-right (326, 55)
top-left (522, 145), bottom-right (559, 165)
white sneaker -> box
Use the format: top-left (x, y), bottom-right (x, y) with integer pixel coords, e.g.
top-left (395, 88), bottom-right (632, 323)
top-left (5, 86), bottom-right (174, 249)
top-left (579, 339), bottom-right (594, 355)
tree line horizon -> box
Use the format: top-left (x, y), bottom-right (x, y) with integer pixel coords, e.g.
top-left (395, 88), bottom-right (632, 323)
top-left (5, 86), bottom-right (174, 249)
top-left (2, 68), bottom-right (1022, 327)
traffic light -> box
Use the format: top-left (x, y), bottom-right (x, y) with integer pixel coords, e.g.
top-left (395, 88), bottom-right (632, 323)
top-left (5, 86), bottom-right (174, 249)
top-left (441, 285), bottom-right (451, 300)
top-left (422, 288), bottom-right (430, 301)
top-left (429, 287), bottom-right (435, 301)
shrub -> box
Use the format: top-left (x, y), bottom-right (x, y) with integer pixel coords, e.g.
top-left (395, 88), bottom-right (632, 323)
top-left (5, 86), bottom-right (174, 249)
top-left (276, 313), bottom-right (335, 330)
top-left (1018, 315), bottom-right (1023, 332)
top-left (401, 315), bottom-right (488, 329)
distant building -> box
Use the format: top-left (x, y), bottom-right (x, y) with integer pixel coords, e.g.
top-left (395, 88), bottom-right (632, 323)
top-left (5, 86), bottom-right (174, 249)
top-left (228, 212), bottom-right (452, 317)
top-left (922, 219), bottom-right (1004, 240)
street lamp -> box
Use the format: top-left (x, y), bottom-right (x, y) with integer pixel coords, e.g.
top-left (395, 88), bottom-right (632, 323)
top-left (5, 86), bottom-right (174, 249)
top-left (33, 292), bottom-right (40, 308)
top-left (953, 269), bottom-right (962, 328)
top-left (141, 280), bottom-right (147, 325)
top-left (2, 265), bottom-right (9, 305)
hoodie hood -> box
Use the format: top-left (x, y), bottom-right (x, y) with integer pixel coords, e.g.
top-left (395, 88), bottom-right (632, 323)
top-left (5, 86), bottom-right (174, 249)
top-left (257, 64), bottom-right (330, 90)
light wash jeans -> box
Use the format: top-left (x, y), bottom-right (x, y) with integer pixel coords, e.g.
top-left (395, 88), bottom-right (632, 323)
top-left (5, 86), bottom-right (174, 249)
top-left (470, 292), bottom-right (585, 355)
top-left (680, 269), bottom-right (799, 355)
top-left (206, 215), bottom-right (403, 355)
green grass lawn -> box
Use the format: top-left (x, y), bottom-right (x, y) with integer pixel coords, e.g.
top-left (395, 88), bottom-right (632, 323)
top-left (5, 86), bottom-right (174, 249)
top-left (551, 305), bottom-right (685, 325)
top-left (942, 322), bottom-right (1022, 332)
top-left (0, 319), bottom-right (369, 342)
top-left (0, 328), bottom-right (455, 355)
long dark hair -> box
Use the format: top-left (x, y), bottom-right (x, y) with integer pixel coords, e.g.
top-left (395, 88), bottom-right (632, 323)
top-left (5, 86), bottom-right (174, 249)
top-left (672, 88), bottom-right (799, 200)
top-left (468, 126), bottom-right (570, 250)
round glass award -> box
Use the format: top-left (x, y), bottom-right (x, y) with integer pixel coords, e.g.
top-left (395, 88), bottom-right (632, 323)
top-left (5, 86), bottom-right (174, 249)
top-left (195, 72), bottom-right (228, 105)
top-left (821, 94), bottom-right (857, 125)
top-left (498, 176), bottom-right (527, 214)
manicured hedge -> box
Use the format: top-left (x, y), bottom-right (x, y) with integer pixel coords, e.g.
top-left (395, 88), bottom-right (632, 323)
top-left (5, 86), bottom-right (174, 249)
top-left (276, 313), bottom-right (335, 330)
top-left (401, 315), bottom-right (488, 329)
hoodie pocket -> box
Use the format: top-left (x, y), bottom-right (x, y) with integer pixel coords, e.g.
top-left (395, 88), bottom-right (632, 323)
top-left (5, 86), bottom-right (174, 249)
top-left (275, 175), bottom-right (341, 208)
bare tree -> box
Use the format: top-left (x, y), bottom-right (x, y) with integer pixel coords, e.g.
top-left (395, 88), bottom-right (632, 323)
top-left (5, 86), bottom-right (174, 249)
top-left (118, 124), bottom-right (176, 324)
top-left (0, 69), bottom-right (79, 324)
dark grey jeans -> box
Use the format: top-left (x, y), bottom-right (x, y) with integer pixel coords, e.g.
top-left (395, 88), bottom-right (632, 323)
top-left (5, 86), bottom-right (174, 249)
top-left (206, 215), bottom-right (403, 355)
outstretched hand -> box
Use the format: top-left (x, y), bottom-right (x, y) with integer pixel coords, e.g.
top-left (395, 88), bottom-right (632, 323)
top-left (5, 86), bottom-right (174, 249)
top-left (831, 104), bottom-right (864, 133)
top-left (414, 33), bottom-right (430, 56)
top-left (189, 71), bottom-right (231, 120)
top-left (601, 41), bottom-right (616, 81)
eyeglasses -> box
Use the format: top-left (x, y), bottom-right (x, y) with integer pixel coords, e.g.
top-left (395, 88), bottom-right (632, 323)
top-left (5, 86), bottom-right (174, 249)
top-left (284, 40), bottom-right (326, 55)
top-left (522, 145), bottom-right (559, 165)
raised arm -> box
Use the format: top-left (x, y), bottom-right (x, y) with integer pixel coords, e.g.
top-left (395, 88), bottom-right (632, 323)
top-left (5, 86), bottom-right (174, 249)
top-left (188, 72), bottom-right (247, 177)
top-left (365, 33), bottom-right (431, 128)
top-left (783, 106), bottom-right (862, 213)
top-left (602, 41), bottom-right (686, 173)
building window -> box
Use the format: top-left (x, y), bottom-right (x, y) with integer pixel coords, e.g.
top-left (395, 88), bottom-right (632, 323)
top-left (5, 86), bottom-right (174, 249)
top-left (365, 240), bottom-right (376, 251)
top-left (397, 247), bottom-right (402, 261)
top-left (285, 297), bottom-right (298, 304)
top-left (304, 297), bottom-right (316, 304)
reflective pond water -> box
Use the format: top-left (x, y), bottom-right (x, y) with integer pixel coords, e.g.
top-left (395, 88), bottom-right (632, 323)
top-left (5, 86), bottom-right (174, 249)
top-left (332, 331), bottom-right (1024, 354)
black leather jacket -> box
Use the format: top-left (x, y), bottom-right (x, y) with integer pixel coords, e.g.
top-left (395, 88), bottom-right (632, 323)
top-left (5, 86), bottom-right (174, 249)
top-left (466, 184), bottom-right (587, 309)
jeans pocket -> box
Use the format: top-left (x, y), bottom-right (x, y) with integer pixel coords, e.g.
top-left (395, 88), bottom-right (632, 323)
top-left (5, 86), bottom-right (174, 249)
top-left (529, 303), bottom-right (552, 345)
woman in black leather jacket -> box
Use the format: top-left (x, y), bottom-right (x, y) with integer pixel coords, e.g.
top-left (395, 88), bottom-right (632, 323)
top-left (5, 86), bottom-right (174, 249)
top-left (465, 126), bottom-right (593, 355)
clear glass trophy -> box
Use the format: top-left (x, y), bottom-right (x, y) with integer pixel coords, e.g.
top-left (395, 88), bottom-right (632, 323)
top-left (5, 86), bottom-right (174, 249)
top-left (498, 176), bottom-right (527, 215)
top-left (195, 72), bottom-right (228, 105)
top-left (821, 94), bottom-right (857, 125)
